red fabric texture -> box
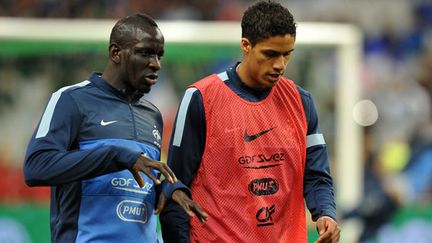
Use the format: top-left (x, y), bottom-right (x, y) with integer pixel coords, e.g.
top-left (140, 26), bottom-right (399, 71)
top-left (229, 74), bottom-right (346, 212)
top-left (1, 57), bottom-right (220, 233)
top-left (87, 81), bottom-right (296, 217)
top-left (189, 74), bottom-right (308, 243)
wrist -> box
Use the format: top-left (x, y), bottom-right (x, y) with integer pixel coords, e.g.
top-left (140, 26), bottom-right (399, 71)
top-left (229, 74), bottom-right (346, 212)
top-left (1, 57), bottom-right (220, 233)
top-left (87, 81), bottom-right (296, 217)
top-left (162, 180), bottom-right (190, 198)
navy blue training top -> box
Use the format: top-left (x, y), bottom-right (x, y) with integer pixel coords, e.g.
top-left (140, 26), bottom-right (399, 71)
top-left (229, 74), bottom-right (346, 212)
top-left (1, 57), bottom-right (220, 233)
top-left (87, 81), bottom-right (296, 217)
top-left (24, 73), bottom-right (184, 243)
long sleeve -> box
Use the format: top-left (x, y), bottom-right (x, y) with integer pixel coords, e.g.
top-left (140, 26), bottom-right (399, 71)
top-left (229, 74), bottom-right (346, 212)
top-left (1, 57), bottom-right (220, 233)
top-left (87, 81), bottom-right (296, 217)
top-left (160, 88), bottom-right (206, 243)
top-left (23, 90), bottom-right (141, 186)
top-left (299, 87), bottom-right (337, 221)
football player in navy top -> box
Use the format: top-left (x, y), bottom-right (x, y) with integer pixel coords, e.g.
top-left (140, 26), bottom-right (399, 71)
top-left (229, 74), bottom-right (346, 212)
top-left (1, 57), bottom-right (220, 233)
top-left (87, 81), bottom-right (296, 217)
top-left (23, 13), bottom-right (207, 243)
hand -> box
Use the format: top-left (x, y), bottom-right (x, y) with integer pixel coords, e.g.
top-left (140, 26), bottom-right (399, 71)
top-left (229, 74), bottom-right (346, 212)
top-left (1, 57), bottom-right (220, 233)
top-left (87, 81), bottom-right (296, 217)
top-left (154, 192), bottom-right (168, 215)
top-left (315, 216), bottom-right (340, 243)
top-left (170, 190), bottom-right (208, 223)
top-left (130, 154), bottom-right (177, 187)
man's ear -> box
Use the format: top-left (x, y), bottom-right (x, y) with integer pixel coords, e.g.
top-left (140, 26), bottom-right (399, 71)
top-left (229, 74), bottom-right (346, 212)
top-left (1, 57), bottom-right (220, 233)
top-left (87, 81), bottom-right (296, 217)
top-left (109, 43), bottom-right (121, 64)
top-left (240, 37), bottom-right (252, 54)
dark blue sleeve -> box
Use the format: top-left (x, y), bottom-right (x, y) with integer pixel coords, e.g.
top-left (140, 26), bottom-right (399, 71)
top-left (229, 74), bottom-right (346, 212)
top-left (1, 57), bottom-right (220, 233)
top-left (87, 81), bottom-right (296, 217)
top-left (160, 180), bottom-right (191, 198)
top-left (160, 88), bottom-right (205, 243)
top-left (299, 87), bottom-right (337, 221)
top-left (23, 91), bottom-right (141, 186)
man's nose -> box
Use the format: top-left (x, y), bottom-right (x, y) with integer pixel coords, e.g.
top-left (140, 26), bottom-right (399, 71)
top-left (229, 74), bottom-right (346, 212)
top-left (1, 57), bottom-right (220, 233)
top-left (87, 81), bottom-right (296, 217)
top-left (148, 55), bottom-right (161, 70)
top-left (273, 55), bottom-right (286, 72)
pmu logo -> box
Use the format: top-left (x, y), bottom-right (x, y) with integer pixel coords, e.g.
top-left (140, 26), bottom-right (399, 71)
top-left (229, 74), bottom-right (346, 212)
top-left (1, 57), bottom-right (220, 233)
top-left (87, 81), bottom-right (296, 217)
top-left (237, 152), bottom-right (285, 169)
top-left (116, 200), bottom-right (148, 224)
top-left (248, 178), bottom-right (279, 196)
top-left (256, 205), bottom-right (275, 227)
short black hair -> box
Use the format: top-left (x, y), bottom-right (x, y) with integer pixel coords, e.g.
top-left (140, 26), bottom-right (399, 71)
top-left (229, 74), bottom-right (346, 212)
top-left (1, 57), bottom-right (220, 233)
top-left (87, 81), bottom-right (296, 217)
top-left (109, 13), bottom-right (159, 48)
top-left (241, 1), bottom-right (296, 46)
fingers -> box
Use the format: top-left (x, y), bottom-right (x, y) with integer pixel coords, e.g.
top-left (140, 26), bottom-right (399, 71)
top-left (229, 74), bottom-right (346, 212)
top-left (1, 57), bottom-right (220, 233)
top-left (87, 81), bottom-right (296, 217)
top-left (154, 162), bottom-right (177, 183)
top-left (315, 230), bottom-right (332, 243)
top-left (315, 217), bottom-right (340, 243)
top-left (332, 224), bottom-right (341, 243)
top-left (130, 169), bottom-right (144, 188)
top-left (316, 219), bottom-right (328, 236)
top-left (138, 155), bottom-right (177, 184)
top-left (154, 193), bottom-right (167, 215)
top-left (141, 169), bottom-right (161, 185)
top-left (183, 206), bottom-right (197, 218)
top-left (190, 203), bottom-right (209, 222)
top-left (172, 190), bottom-right (208, 223)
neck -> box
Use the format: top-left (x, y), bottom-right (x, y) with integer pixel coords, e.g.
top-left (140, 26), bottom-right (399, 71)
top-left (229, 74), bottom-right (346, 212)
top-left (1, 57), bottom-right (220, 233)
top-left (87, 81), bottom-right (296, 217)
top-left (237, 62), bottom-right (258, 89)
top-left (101, 68), bottom-right (137, 102)
top-left (101, 66), bottom-right (121, 89)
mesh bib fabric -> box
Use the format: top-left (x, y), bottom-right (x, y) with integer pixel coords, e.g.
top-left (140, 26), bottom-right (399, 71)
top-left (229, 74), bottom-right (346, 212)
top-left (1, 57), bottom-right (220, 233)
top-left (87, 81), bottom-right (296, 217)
top-left (190, 74), bottom-right (308, 243)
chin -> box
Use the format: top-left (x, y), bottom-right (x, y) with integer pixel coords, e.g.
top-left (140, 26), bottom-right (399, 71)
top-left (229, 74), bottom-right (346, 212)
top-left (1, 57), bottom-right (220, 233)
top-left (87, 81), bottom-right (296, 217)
top-left (265, 81), bottom-right (279, 88)
top-left (138, 84), bottom-right (151, 93)
top-left (141, 88), bottom-right (151, 94)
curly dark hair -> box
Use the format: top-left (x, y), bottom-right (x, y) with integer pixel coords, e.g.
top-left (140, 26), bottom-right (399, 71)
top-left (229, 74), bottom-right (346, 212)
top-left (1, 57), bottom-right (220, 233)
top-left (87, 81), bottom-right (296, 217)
top-left (109, 13), bottom-right (159, 48)
top-left (241, 1), bottom-right (297, 46)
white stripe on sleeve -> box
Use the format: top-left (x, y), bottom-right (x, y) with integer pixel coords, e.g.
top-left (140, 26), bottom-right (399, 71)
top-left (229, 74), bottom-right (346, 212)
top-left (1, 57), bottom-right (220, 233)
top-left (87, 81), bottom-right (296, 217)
top-left (35, 80), bottom-right (90, 139)
top-left (306, 133), bottom-right (326, 148)
top-left (217, 71), bottom-right (228, 81)
top-left (172, 88), bottom-right (198, 147)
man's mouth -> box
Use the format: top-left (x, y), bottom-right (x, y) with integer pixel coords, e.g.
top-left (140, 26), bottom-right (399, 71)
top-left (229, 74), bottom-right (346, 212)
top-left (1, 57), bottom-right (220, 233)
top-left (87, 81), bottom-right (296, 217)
top-left (268, 73), bottom-right (282, 82)
top-left (145, 73), bottom-right (158, 85)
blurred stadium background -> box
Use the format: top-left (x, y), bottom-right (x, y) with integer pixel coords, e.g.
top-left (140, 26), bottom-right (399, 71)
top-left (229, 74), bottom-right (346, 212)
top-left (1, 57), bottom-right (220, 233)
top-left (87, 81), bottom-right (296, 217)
top-left (1, 0), bottom-right (432, 242)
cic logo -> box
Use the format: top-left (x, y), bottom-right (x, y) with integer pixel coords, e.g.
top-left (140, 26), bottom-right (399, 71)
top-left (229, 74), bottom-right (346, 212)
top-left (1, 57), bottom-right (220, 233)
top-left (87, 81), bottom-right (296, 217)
top-left (256, 205), bottom-right (275, 227)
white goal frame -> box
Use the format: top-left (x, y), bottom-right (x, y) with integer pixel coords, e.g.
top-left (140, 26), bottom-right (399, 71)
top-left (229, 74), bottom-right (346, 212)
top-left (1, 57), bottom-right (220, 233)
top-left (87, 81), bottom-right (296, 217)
top-left (0, 18), bottom-right (363, 211)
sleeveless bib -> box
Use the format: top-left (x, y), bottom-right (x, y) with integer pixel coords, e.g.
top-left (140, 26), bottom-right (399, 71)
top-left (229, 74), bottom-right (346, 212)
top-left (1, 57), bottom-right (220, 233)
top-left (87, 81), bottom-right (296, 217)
top-left (190, 74), bottom-right (308, 243)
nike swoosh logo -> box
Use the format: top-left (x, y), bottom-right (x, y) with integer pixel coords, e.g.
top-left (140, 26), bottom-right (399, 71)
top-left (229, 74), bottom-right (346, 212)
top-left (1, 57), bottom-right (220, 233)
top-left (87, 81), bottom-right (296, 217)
top-left (100, 120), bottom-right (118, 126)
top-left (244, 127), bottom-right (275, 142)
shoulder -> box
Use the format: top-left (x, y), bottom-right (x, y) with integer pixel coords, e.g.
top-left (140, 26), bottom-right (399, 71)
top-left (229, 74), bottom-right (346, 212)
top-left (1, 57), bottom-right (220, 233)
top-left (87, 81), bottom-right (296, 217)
top-left (45, 80), bottom-right (93, 110)
top-left (191, 73), bottom-right (225, 89)
top-left (178, 87), bottom-right (203, 111)
top-left (277, 78), bottom-right (313, 104)
top-left (295, 85), bottom-right (313, 102)
top-left (136, 98), bottom-right (163, 124)
top-left (137, 98), bottom-right (161, 114)
top-left (54, 80), bottom-right (92, 97)
top-left (294, 85), bottom-right (314, 117)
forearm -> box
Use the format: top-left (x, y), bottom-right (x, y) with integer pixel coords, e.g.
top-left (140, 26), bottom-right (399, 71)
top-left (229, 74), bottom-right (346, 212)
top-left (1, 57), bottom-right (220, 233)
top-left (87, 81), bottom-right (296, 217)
top-left (304, 145), bottom-right (336, 221)
top-left (160, 201), bottom-right (191, 243)
top-left (160, 88), bottom-right (205, 241)
top-left (24, 145), bottom-right (139, 186)
top-left (304, 177), bottom-right (336, 221)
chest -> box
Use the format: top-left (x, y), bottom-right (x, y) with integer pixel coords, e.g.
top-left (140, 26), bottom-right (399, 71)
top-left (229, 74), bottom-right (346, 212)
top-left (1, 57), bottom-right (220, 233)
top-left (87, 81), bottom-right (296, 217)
top-left (76, 99), bottom-right (162, 149)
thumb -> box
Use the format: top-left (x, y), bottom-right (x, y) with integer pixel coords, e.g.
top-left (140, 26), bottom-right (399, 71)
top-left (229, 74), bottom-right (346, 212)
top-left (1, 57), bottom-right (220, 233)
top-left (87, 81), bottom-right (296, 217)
top-left (154, 193), bottom-right (167, 215)
top-left (130, 169), bottom-right (144, 188)
top-left (316, 219), bottom-right (326, 235)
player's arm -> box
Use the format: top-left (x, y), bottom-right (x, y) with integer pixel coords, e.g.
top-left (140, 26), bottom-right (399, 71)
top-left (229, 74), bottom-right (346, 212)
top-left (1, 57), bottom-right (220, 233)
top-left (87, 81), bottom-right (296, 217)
top-left (24, 91), bottom-right (144, 186)
top-left (160, 88), bottom-right (206, 243)
top-left (154, 180), bottom-right (208, 224)
top-left (299, 88), bottom-right (340, 242)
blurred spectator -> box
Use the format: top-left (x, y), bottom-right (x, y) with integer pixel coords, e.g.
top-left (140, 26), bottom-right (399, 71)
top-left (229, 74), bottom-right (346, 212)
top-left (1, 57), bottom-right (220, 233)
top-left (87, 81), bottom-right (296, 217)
top-left (399, 50), bottom-right (432, 204)
top-left (342, 48), bottom-right (432, 242)
top-left (341, 127), bottom-right (399, 243)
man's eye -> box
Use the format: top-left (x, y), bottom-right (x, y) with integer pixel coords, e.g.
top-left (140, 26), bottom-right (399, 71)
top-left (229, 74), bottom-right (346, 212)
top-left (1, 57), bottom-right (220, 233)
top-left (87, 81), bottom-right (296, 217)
top-left (264, 52), bottom-right (278, 58)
